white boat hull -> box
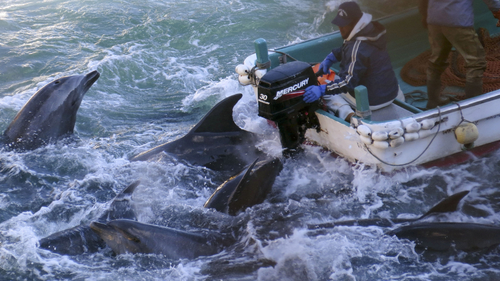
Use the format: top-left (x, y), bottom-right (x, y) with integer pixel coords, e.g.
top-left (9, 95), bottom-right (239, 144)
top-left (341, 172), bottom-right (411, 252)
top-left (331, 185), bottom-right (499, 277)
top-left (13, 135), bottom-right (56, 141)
top-left (305, 90), bottom-right (500, 171)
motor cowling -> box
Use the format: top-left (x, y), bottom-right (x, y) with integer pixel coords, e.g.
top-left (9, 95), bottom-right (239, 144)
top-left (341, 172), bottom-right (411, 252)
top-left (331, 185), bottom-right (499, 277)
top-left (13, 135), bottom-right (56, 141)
top-left (257, 61), bottom-right (320, 153)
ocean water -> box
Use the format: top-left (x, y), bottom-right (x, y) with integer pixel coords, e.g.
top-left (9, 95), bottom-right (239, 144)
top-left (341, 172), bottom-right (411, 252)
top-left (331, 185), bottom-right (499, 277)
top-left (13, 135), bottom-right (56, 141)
top-left (2, 0), bottom-right (500, 280)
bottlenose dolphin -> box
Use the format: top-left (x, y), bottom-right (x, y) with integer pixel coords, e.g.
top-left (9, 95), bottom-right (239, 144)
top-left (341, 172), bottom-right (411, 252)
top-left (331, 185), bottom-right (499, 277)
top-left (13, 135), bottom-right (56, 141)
top-left (130, 94), bottom-right (265, 174)
top-left (204, 157), bottom-right (283, 215)
top-left (90, 219), bottom-right (235, 258)
top-left (39, 180), bottom-right (138, 255)
top-left (3, 71), bottom-right (100, 150)
top-left (308, 190), bottom-right (500, 252)
top-left (87, 158), bottom-right (281, 258)
top-left (308, 190), bottom-right (470, 229)
top-left (387, 222), bottom-right (500, 251)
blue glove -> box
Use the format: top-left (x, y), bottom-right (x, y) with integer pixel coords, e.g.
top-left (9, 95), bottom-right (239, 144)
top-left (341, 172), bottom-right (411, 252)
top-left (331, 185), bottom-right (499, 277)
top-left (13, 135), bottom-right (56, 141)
top-left (303, 85), bottom-right (326, 103)
top-left (319, 53), bottom-right (337, 74)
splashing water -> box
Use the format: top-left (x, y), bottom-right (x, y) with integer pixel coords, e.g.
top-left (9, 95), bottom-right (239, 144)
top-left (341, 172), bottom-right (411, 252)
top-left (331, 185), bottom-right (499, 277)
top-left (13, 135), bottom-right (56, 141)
top-left (2, 0), bottom-right (500, 280)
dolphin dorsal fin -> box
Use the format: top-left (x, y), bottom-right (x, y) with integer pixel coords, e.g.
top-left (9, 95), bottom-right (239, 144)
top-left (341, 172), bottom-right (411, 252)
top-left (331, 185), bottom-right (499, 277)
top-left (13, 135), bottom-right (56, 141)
top-left (227, 158), bottom-right (259, 215)
top-left (419, 190), bottom-right (470, 219)
top-left (117, 180), bottom-right (140, 198)
top-left (100, 181), bottom-right (140, 221)
top-left (190, 94), bottom-right (244, 134)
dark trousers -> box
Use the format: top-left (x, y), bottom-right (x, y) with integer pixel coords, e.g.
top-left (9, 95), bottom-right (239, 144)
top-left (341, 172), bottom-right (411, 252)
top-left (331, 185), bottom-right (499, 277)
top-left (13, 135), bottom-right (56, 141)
top-left (427, 24), bottom-right (486, 82)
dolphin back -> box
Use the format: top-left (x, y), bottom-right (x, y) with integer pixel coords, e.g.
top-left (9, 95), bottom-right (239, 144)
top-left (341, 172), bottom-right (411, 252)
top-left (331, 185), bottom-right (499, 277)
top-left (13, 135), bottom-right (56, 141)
top-left (39, 224), bottom-right (106, 255)
top-left (91, 219), bottom-right (233, 259)
top-left (129, 94), bottom-right (265, 174)
top-left (204, 157), bottom-right (283, 215)
top-left (387, 222), bottom-right (500, 251)
top-left (227, 157), bottom-right (282, 215)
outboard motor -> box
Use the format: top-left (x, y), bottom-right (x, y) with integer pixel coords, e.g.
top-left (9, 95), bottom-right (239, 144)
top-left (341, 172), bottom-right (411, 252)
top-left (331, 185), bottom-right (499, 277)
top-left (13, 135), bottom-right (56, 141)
top-left (257, 61), bottom-right (320, 154)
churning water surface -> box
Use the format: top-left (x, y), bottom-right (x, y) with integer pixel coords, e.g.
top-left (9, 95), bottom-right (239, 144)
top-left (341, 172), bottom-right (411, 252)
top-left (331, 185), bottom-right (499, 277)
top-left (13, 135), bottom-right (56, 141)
top-left (2, 0), bottom-right (500, 280)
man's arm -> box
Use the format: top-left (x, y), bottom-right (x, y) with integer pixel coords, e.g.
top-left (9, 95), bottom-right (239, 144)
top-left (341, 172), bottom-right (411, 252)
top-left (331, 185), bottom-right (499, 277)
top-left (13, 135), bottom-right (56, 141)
top-left (325, 41), bottom-right (367, 96)
top-left (332, 46), bottom-right (342, 62)
top-left (303, 42), bottom-right (368, 103)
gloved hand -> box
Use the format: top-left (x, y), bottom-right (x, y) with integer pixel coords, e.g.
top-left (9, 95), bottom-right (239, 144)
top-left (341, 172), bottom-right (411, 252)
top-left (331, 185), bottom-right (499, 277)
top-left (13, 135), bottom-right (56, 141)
top-left (319, 53), bottom-right (337, 74)
top-left (303, 85), bottom-right (326, 103)
top-left (494, 10), bottom-right (500, 27)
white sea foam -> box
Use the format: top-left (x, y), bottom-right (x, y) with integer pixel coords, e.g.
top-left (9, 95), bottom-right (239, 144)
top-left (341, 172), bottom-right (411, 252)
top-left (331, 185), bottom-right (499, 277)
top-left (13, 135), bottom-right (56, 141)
top-left (2, 0), bottom-right (500, 280)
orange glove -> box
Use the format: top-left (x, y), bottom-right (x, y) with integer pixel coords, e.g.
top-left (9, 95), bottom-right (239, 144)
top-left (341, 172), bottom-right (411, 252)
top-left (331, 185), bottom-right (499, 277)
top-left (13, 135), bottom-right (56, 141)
top-left (493, 10), bottom-right (500, 27)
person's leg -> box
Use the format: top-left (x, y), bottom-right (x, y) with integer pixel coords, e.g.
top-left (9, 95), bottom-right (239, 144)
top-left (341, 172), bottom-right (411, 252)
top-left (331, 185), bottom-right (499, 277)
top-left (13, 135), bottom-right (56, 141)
top-left (442, 26), bottom-right (486, 98)
top-left (324, 83), bottom-right (404, 121)
top-left (323, 94), bottom-right (354, 121)
top-left (325, 85), bottom-right (403, 117)
top-left (426, 25), bottom-right (453, 109)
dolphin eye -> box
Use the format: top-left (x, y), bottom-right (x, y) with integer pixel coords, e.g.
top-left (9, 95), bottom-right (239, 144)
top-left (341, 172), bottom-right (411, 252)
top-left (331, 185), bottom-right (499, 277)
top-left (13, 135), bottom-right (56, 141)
top-left (123, 232), bottom-right (140, 243)
top-left (128, 236), bottom-right (140, 243)
top-left (54, 80), bottom-right (60, 85)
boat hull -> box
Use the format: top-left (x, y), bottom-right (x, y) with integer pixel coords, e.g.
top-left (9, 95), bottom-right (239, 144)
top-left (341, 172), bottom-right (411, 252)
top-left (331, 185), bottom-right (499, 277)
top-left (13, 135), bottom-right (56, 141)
top-left (305, 91), bottom-right (500, 171)
top-left (237, 4), bottom-right (500, 171)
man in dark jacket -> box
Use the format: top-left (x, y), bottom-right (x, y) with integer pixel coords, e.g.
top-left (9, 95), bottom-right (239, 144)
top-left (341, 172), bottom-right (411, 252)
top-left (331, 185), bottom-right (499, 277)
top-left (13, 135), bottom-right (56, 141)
top-left (303, 1), bottom-right (402, 121)
top-left (420, 0), bottom-right (500, 108)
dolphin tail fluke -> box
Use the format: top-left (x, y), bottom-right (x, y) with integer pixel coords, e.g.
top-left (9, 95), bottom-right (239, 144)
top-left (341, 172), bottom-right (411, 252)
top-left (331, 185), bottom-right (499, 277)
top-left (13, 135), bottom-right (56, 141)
top-left (227, 158), bottom-right (259, 215)
top-left (190, 94), bottom-right (244, 133)
top-left (419, 190), bottom-right (470, 219)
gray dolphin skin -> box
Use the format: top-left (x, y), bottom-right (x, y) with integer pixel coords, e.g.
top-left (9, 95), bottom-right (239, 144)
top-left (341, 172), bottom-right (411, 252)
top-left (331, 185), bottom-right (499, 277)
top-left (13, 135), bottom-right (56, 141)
top-left (307, 190), bottom-right (470, 229)
top-left (39, 180), bottom-right (139, 255)
top-left (307, 190), bottom-right (500, 252)
top-left (204, 157), bottom-right (283, 215)
top-left (387, 222), bottom-right (500, 251)
top-left (3, 70), bottom-right (100, 150)
top-left (90, 219), bottom-right (235, 258)
top-left (130, 94), bottom-right (265, 174)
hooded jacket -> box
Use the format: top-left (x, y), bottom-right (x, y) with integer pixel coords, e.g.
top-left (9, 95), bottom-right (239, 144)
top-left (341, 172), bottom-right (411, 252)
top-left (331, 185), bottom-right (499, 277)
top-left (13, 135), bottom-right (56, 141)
top-left (326, 13), bottom-right (398, 106)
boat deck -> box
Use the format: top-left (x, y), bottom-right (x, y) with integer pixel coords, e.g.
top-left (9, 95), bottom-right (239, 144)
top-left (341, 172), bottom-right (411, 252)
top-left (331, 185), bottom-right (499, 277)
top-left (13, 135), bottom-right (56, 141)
top-left (271, 3), bottom-right (499, 111)
top-left (386, 3), bottom-right (499, 109)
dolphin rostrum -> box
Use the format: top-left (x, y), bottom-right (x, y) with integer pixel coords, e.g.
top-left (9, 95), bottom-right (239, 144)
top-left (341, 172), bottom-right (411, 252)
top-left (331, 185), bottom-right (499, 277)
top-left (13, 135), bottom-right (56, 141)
top-left (39, 180), bottom-right (139, 255)
top-left (3, 71), bottom-right (100, 150)
top-left (307, 190), bottom-right (470, 229)
top-left (90, 219), bottom-right (235, 259)
top-left (130, 94), bottom-right (265, 174)
top-left (204, 157), bottom-right (283, 215)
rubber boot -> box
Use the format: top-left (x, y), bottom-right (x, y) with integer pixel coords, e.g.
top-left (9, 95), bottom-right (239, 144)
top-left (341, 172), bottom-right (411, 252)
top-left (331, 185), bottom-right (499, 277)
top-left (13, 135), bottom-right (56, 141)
top-left (426, 78), bottom-right (449, 109)
top-left (465, 78), bottom-right (483, 99)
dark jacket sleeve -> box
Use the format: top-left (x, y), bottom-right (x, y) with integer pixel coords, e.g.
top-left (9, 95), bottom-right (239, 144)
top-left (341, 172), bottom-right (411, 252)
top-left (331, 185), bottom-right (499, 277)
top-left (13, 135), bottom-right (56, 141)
top-left (332, 46), bottom-right (342, 62)
top-left (325, 40), bottom-right (368, 96)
